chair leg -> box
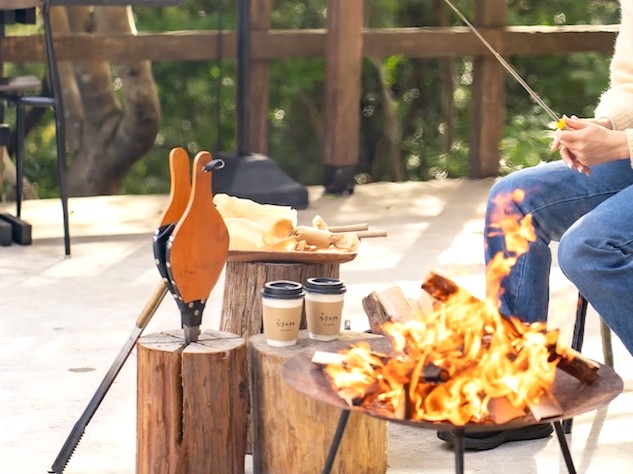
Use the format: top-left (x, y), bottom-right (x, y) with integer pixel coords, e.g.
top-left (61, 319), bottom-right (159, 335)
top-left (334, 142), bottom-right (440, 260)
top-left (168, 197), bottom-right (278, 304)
top-left (16, 98), bottom-right (71, 256)
top-left (15, 101), bottom-right (25, 218)
top-left (564, 292), bottom-right (589, 434)
top-left (600, 319), bottom-right (614, 368)
top-left (571, 293), bottom-right (588, 353)
top-left (572, 294), bottom-right (613, 367)
top-left (53, 107), bottom-right (70, 256)
top-left (43, 0), bottom-right (71, 256)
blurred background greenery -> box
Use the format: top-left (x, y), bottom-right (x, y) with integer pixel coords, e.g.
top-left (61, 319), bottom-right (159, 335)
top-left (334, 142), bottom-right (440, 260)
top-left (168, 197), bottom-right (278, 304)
top-left (2, 0), bottom-right (620, 199)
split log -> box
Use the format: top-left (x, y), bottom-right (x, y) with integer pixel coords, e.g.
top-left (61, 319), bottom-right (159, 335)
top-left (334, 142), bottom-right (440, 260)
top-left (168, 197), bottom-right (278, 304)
top-left (362, 285), bottom-right (436, 334)
top-left (362, 286), bottom-right (414, 334)
top-left (249, 330), bottom-right (388, 474)
top-left (136, 329), bottom-right (248, 474)
top-left (557, 349), bottom-right (600, 384)
top-left (221, 260), bottom-right (340, 339)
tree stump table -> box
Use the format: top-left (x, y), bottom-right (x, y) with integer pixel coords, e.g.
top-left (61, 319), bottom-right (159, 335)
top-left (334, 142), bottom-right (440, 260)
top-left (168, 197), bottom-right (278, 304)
top-left (220, 259), bottom-right (342, 453)
top-left (136, 329), bottom-right (248, 474)
top-left (249, 330), bottom-right (388, 474)
top-left (221, 260), bottom-right (341, 337)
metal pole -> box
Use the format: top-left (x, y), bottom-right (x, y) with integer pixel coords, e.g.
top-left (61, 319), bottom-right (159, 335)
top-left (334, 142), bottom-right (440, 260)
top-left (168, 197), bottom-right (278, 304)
top-left (215, 0), bottom-right (224, 151)
top-left (453, 428), bottom-right (465, 474)
top-left (236, 0), bottom-right (250, 156)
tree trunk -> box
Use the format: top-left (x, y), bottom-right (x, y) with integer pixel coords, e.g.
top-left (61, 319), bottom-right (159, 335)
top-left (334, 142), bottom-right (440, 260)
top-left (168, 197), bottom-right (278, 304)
top-left (59, 6), bottom-right (161, 196)
top-left (137, 330), bottom-right (248, 474)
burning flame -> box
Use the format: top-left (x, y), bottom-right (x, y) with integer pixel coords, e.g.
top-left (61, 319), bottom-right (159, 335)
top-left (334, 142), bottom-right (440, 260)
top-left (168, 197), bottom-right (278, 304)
top-left (486, 188), bottom-right (536, 304)
top-left (325, 190), bottom-right (565, 426)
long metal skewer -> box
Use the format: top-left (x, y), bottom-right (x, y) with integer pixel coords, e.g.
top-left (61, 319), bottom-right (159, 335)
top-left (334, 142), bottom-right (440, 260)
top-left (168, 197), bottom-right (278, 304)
top-left (443, 0), bottom-right (564, 127)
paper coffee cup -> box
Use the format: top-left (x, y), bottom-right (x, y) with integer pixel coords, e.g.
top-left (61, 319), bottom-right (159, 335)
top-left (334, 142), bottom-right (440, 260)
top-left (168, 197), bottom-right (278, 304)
top-left (261, 280), bottom-right (304, 347)
top-left (304, 277), bottom-right (346, 341)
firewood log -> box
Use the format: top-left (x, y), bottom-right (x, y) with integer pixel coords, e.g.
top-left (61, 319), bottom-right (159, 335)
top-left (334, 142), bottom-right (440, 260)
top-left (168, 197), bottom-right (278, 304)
top-left (362, 286), bottom-right (436, 334)
top-left (421, 272), bottom-right (599, 384)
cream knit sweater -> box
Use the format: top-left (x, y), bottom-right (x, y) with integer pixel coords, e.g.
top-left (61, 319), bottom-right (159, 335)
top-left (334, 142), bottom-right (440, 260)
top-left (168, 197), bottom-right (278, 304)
top-left (594, 0), bottom-right (633, 161)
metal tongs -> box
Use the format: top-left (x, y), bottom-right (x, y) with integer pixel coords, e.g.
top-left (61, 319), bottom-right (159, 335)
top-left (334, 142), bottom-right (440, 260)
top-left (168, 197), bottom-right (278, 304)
top-left (442, 0), bottom-right (592, 175)
top-left (443, 0), bottom-right (565, 129)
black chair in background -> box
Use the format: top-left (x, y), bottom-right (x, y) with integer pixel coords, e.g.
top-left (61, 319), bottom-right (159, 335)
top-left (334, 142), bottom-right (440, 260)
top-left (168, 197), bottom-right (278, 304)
top-left (0, 0), bottom-right (70, 255)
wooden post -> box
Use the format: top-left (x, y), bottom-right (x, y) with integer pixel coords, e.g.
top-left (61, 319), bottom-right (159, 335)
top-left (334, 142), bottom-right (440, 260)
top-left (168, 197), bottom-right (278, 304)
top-left (249, 331), bottom-right (388, 473)
top-left (323, 0), bottom-right (363, 170)
top-left (468, 0), bottom-right (506, 178)
top-left (249, 0), bottom-right (272, 154)
top-left (136, 329), bottom-right (248, 474)
top-left (220, 260), bottom-right (340, 339)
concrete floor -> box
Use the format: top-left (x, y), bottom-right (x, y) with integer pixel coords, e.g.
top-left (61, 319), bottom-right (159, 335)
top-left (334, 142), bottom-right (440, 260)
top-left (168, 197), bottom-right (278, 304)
top-left (1, 179), bottom-right (632, 474)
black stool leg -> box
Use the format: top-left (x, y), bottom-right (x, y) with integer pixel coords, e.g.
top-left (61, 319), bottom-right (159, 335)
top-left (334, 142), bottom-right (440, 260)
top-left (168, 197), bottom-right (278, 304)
top-left (571, 293), bottom-right (588, 353)
top-left (322, 410), bottom-right (350, 474)
top-left (553, 421), bottom-right (577, 474)
top-left (564, 293), bottom-right (588, 434)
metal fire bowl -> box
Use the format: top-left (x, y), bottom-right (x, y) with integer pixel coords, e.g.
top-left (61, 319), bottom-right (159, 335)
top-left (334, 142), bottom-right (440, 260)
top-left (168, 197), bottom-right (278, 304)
top-left (282, 337), bottom-right (623, 433)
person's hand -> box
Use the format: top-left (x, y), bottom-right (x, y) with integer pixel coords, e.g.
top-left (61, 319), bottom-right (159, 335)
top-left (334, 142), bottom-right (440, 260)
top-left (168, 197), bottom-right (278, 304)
top-left (573, 116), bottom-right (613, 129)
top-left (551, 116), bottom-right (627, 175)
top-left (551, 117), bottom-right (592, 175)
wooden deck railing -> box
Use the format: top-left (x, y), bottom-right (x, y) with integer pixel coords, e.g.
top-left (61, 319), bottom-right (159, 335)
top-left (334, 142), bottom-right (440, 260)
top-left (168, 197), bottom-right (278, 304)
top-left (1, 0), bottom-right (619, 178)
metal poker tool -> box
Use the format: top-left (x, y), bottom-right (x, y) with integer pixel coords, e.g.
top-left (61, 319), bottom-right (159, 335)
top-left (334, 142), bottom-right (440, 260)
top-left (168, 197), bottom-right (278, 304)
top-left (442, 0), bottom-right (566, 130)
top-left (49, 148), bottom-right (192, 474)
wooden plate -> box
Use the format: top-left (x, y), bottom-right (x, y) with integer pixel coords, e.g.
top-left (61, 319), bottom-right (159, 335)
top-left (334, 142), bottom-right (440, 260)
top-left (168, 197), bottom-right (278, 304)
top-left (227, 249), bottom-right (358, 264)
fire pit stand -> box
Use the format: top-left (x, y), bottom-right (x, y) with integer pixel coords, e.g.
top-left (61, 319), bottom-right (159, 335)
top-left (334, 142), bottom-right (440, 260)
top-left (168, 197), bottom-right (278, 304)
top-left (322, 411), bottom-right (572, 474)
top-left (282, 339), bottom-right (623, 474)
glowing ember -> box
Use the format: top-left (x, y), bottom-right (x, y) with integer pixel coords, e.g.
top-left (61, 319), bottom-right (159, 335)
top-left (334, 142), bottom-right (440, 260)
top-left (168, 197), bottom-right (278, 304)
top-left (324, 191), bottom-right (567, 426)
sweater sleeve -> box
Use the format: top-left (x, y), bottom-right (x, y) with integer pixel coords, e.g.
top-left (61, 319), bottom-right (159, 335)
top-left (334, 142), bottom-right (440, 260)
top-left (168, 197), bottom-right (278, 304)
top-left (594, 0), bottom-right (633, 130)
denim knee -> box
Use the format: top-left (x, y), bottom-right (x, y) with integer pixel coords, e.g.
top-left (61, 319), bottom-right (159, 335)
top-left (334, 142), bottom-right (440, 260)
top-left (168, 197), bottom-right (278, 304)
top-left (557, 225), bottom-right (593, 286)
top-left (488, 174), bottom-right (523, 202)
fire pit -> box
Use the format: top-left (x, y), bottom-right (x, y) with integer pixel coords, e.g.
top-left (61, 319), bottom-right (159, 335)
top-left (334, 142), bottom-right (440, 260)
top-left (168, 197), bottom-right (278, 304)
top-left (282, 337), bottom-right (623, 474)
top-left (283, 191), bottom-right (623, 473)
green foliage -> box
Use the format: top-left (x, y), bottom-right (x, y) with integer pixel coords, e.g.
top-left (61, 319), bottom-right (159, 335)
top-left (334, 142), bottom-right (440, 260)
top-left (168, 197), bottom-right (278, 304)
top-left (7, 0), bottom-right (622, 198)
top-left (506, 0), bottom-right (619, 25)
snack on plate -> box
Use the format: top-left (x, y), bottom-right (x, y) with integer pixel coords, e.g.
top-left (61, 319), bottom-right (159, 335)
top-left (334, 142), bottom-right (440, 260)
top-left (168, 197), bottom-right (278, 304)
top-left (213, 194), bottom-right (358, 253)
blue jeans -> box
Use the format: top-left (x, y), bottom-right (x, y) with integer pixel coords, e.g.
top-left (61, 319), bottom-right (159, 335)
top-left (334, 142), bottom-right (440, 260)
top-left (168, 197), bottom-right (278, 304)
top-left (485, 159), bottom-right (633, 356)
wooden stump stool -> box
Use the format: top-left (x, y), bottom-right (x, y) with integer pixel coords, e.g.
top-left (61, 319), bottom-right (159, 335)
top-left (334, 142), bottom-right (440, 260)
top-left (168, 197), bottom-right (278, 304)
top-left (136, 329), bottom-right (248, 474)
top-left (221, 260), bottom-right (340, 338)
top-left (249, 330), bottom-right (388, 474)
